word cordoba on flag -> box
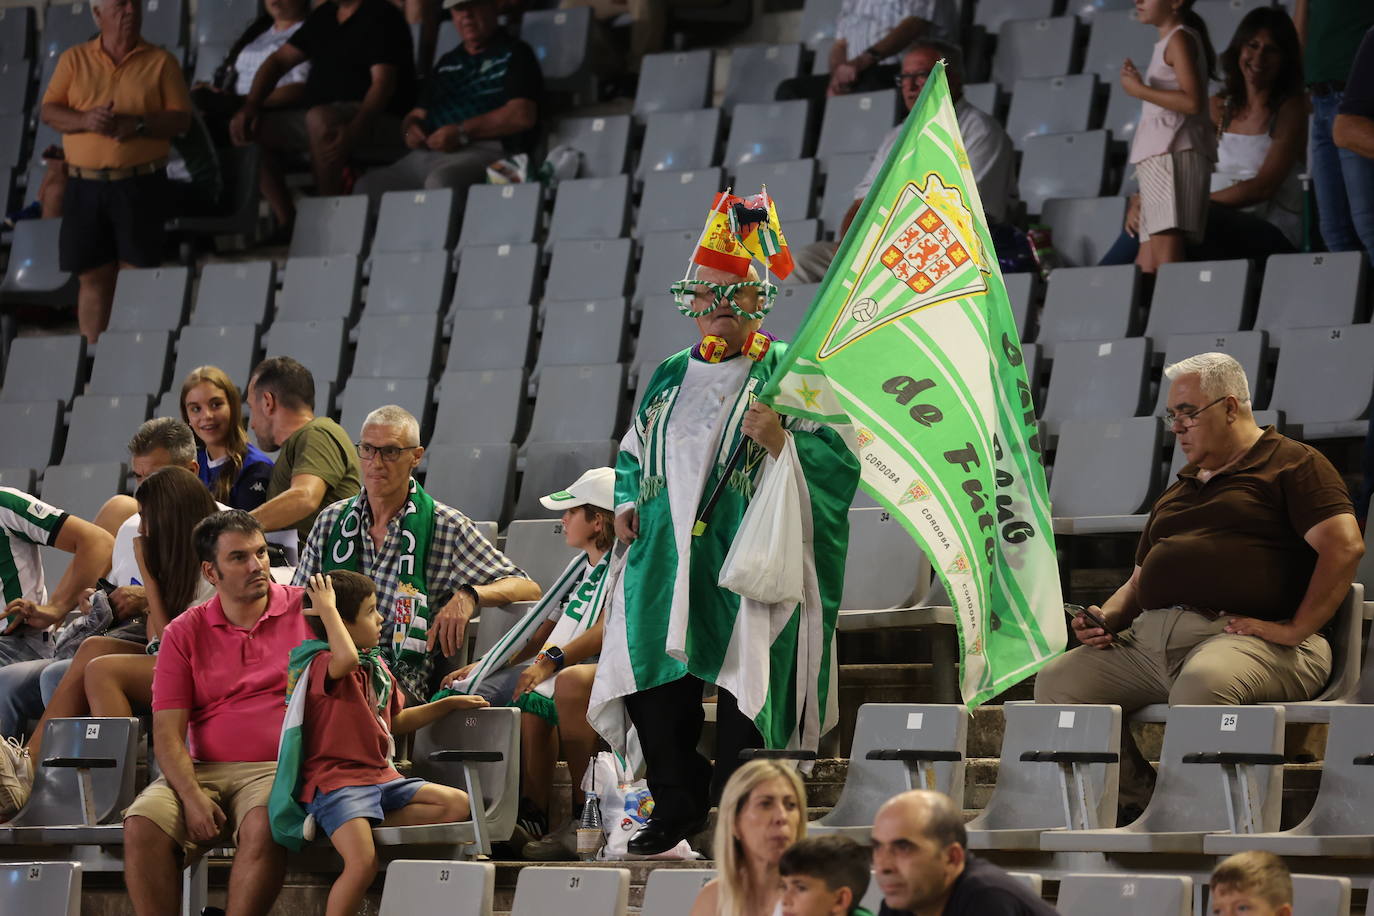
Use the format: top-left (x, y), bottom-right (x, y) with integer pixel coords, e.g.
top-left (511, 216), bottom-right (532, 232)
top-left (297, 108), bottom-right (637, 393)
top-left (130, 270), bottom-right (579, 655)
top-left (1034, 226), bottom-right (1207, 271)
top-left (759, 63), bottom-right (1065, 707)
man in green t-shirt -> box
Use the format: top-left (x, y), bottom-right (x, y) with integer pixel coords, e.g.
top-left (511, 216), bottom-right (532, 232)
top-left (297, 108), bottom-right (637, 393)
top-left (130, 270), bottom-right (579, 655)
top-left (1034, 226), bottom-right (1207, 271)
top-left (247, 357), bottom-right (361, 547)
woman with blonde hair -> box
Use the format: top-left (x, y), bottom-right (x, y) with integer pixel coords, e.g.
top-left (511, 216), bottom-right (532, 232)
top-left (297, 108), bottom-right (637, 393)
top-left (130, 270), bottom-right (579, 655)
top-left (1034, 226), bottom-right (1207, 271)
top-left (691, 758), bottom-right (808, 916)
top-left (179, 365), bottom-right (273, 510)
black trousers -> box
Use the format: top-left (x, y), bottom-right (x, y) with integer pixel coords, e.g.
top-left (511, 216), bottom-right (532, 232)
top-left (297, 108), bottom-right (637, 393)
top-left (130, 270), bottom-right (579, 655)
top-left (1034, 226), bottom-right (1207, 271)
top-left (774, 64), bottom-right (900, 103)
top-left (623, 674), bottom-right (763, 826)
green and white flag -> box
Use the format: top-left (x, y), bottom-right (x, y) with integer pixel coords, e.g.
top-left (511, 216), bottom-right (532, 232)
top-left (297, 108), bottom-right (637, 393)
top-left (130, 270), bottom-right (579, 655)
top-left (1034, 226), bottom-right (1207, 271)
top-left (760, 63), bottom-right (1065, 707)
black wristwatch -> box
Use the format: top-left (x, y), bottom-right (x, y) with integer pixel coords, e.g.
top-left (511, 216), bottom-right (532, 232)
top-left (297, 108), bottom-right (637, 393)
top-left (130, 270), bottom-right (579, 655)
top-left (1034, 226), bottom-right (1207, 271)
top-left (540, 645), bottom-right (566, 671)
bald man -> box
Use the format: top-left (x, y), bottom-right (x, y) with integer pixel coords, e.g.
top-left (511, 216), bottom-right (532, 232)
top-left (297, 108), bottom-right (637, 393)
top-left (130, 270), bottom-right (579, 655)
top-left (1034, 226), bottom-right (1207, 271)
top-left (871, 791), bottom-right (1056, 915)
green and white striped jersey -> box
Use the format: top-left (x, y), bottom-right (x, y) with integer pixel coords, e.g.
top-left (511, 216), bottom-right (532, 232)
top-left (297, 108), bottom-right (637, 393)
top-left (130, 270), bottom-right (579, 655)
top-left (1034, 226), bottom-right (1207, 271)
top-left (0, 487), bottom-right (69, 604)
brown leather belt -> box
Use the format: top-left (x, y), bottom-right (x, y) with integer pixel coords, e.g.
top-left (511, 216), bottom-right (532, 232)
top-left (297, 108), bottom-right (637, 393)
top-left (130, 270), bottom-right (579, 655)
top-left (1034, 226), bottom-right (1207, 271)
top-left (67, 159), bottom-right (167, 181)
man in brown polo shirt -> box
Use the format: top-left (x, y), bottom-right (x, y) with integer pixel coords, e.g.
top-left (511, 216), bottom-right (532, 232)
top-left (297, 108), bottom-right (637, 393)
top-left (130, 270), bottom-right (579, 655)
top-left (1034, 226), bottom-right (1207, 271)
top-left (1035, 352), bottom-right (1364, 814)
top-left (40, 0), bottom-right (191, 343)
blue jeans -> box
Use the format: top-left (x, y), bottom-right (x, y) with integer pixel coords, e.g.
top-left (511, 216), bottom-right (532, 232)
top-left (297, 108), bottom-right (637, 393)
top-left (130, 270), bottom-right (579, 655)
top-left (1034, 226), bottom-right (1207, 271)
top-left (0, 658), bottom-right (51, 738)
top-left (1310, 90), bottom-right (1374, 265)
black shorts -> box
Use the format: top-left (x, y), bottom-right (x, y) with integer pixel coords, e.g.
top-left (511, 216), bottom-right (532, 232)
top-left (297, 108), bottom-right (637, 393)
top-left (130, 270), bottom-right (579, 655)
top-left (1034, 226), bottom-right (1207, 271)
top-left (58, 171), bottom-right (170, 274)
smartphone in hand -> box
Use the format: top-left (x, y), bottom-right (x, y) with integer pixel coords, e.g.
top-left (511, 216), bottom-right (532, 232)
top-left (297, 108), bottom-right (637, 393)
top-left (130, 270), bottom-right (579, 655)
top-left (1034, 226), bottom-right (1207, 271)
top-left (1064, 603), bottom-right (1114, 635)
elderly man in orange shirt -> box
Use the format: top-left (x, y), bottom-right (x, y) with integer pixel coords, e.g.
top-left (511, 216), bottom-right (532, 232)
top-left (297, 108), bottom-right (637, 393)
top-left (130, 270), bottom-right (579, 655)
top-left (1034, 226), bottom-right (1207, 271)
top-left (40, 0), bottom-right (191, 344)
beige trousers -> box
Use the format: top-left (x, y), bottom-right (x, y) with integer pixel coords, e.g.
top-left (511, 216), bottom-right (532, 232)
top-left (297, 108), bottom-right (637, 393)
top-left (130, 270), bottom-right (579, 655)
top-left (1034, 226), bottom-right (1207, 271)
top-left (1033, 607), bottom-right (1331, 809)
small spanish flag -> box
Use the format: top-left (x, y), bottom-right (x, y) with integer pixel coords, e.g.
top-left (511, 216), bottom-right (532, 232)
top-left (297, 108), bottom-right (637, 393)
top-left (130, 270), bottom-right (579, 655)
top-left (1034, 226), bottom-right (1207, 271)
top-left (693, 190), bottom-right (795, 279)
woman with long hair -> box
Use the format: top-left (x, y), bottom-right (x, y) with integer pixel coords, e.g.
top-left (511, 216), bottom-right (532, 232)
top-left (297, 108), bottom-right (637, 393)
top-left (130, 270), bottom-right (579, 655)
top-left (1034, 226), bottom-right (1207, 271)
top-left (691, 759), bottom-right (808, 916)
top-left (180, 365), bottom-right (274, 511)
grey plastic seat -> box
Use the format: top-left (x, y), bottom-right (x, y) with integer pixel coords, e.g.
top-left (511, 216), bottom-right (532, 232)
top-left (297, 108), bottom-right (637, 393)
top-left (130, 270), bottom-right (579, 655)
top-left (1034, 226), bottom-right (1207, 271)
top-left (451, 243), bottom-right (542, 311)
top-left (504, 518), bottom-right (582, 592)
top-left (446, 307), bottom-right (535, 373)
top-left (1019, 131), bottom-right (1110, 214)
top-left (634, 229), bottom-right (697, 307)
top-left (337, 378), bottom-right (433, 440)
top-left (459, 183), bottom-right (542, 248)
top-left (965, 704), bottom-right (1121, 850)
top-left (1049, 418), bottom-right (1161, 526)
top-left (1041, 197), bottom-right (1128, 267)
top-left (733, 158), bottom-right (816, 219)
top-left (768, 283), bottom-right (817, 343)
top-left (723, 43), bottom-right (802, 111)
top-left (1255, 251), bottom-right (1367, 331)
top-left (378, 860), bottom-right (494, 916)
top-left (423, 442), bottom-right (517, 525)
top-left (637, 169), bottom-right (725, 235)
top-left (141, 0), bottom-right (185, 49)
top-left (1196, 0), bottom-right (1271, 47)
top-left (1, 333), bottom-right (84, 406)
top-left (171, 325), bottom-right (260, 392)
top-left (7, 716), bottom-right (140, 841)
top-left (0, 6), bottom-right (34, 61)
top-left (633, 296), bottom-right (688, 380)
top-left (511, 867), bottom-right (629, 916)
top-left (276, 255), bottom-right (362, 323)
top-left (1144, 259), bottom-right (1254, 339)
top-left (40, 2), bottom-right (93, 59)
top-left (262, 319), bottom-right (347, 412)
top-left (0, 112), bottom-right (23, 165)
top-left (366, 250), bottom-right (452, 315)
top-left (0, 861), bottom-right (80, 915)
top-left (976, 0), bottom-right (1055, 32)
top-left (993, 16), bottom-right (1080, 90)
top-left (1041, 337), bottom-right (1150, 431)
top-left (63, 395), bottom-right (153, 465)
top-left (195, 0), bottom-right (259, 44)
top-left (637, 108), bottom-right (722, 176)
top-left (1042, 705), bottom-right (1285, 853)
top-left (798, 0), bottom-right (841, 45)
top-left (1038, 265), bottom-right (1140, 351)
top-left (1006, 74), bottom-right (1099, 150)
top-left (87, 329), bottom-right (173, 396)
top-left (961, 82), bottom-right (1002, 120)
top-left (105, 266), bottom-right (191, 333)
top-left (289, 194), bottom-right (370, 258)
top-left (819, 152), bottom-right (872, 237)
top-left (640, 869), bottom-right (718, 916)
top-left (1267, 324), bottom-right (1374, 438)
top-left (40, 462), bottom-right (126, 521)
top-left (0, 219), bottom-right (78, 306)
top-left (784, 219), bottom-right (820, 244)
top-left (525, 364), bottom-right (624, 444)
top-left (515, 439), bottom-right (618, 518)
top-left (1083, 10), bottom-right (1157, 79)
top-left (537, 299), bottom-right (628, 368)
top-left (1004, 273), bottom-right (1037, 342)
top-left (547, 115), bottom-right (632, 178)
top-left (724, 99), bottom-right (812, 168)
top-left (519, 6), bottom-right (593, 98)
top-left (433, 368), bottom-right (529, 445)
top-left (547, 175), bottom-right (630, 241)
top-left (1057, 874), bottom-right (1191, 916)
top-left (351, 312), bottom-right (441, 380)
top-left (0, 467), bottom-right (37, 492)
top-left (192, 260), bottom-right (275, 327)
top-left (1154, 331), bottom-right (1266, 413)
top-left (634, 49), bottom-right (713, 119)
top-left (810, 704), bottom-right (966, 841)
top-left (816, 90), bottom-right (897, 158)
top-left (544, 239), bottom-right (632, 303)
top-left (0, 61), bottom-right (29, 115)
top-left (1103, 80), bottom-right (1143, 147)
top-left (1289, 875), bottom-right (1352, 915)
top-left (0, 400), bottom-right (62, 471)
top-left (373, 187), bottom-right (458, 253)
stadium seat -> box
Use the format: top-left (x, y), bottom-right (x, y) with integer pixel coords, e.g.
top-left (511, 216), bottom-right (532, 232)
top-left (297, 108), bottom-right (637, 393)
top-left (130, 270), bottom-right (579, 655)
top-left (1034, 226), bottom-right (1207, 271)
top-left (1005, 74), bottom-right (1099, 150)
top-left (423, 442), bottom-right (517, 525)
top-left (1038, 265), bottom-right (1140, 350)
top-left (1049, 417), bottom-right (1162, 528)
top-left (515, 439), bottom-right (619, 518)
top-left (142, 0), bottom-right (185, 50)
top-left (0, 6), bottom-right (35, 61)
top-left (637, 168), bottom-right (726, 235)
top-left (633, 295), bottom-right (688, 380)
top-left (819, 152), bottom-right (872, 237)
top-left (40, 1), bottom-right (94, 61)
top-left (975, 0), bottom-right (1055, 32)
top-left (275, 255), bottom-right (362, 323)
top-left (537, 298), bottom-right (628, 368)
top-left (1084, 10), bottom-right (1158, 81)
top-left (1056, 874), bottom-right (1191, 916)
top-left (1038, 196), bottom-right (1123, 270)
top-left (636, 107), bottom-right (723, 176)
top-left (192, 260), bottom-right (275, 327)
top-left (961, 82), bottom-right (1002, 120)
top-left (1102, 81), bottom-right (1143, 147)
top-left (767, 283), bottom-right (816, 343)
top-left (169, 324), bottom-right (260, 393)
top-left (1255, 251), bottom-right (1367, 331)
top-left (0, 400), bottom-right (62, 471)
top-left (733, 158), bottom-right (816, 219)
top-left (1069, 0), bottom-right (1137, 19)
top-left (1154, 330), bottom-right (1266, 411)
top-left (993, 17), bottom-right (1081, 90)
top-left (547, 175), bottom-right (630, 241)
top-left (1289, 876), bottom-right (1352, 916)
top-left (63, 394), bottom-right (153, 465)
top-left (165, 144), bottom-right (263, 244)
top-left (504, 517), bottom-right (581, 592)
top-left (338, 377), bottom-right (433, 441)
top-left (0, 861), bottom-right (80, 914)
top-left (1041, 337), bottom-right (1150, 431)
top-left (640, 870), bottom-right (717, 916)
top-left (724, 99), bottom-right (812, 167)
top-left (195, 0), bottom-right (259, 45)
top-left (1196, 0), bottom-right (1271, 46)
top-left (511, 867), bottom-right (629, 916)
top-left (525, 363), bottom-right (625, 444)
top-left (809, 704), bottom-right (967, 841)
top-left (635, 229), bottom-right (699, 308)
top-left (289, 195), bottom-right (370, 258)
top-left (366, 250), bottom-right (452, 316)
top-left (87, 329), bottom-right (173, 396)
top-left (349, 311), bottom-right (442, 381)
top-left (104, 266), bottom-right (191, 333)
top-left (0, 112), bottom-right (23, 166)
top-left (0, 61), bottom-right (29, 115)
top-left (0, 218), bottom-right (78, 307)
top-left (810, 37), bottom-right (835, 75)
top-left (1144, 259), bottom-right (1254, 339)
top-left (192, 41), bottom-right (232, 85)
top-left (433, 368), bottom-right (529, 445)
top-left (723, 43), bottom-right (803, 111)
top-left (1, 333), bottom-right (85, 405)
top-left (451, 243), bottom-right (542, 311)
top-left (261, 319), bottom-right (347, 412)
top-left (445, 307), bottom-right (535, 372)
top-left (798, 0), bottom-right (841, 46)
top-left (459, 183), bottom-right (542, 248)
top-left (378, 860), bottom-right (494, 916)
top-left (40, 461), bottom-right (127, 584)
top-left (0, 468), bottom-right (35, 492)
top-left (1003, 272), bottom-right (1038, 342)
top-left (373, 187), bottom-right (459, 253)
top-left (544, 238), bottom-right (633, 303)
top-left (519, 6), bottom-right (594, 99)
top-left (784, 219), bottom-right (820, 244)
top-left (1041, 705), bottom-right (1284, 853)
top-left (965, 704), bottom-right (1121, 850)
top-left (1267, 323), bottom-right (1374, 438)
top-left (634, 49), bottom-right (714, 119)
top-left (1019, 131), bottom-right (1110, 214)
top-left (547, 114), bottom-right (632, 178)
top-left (816, 89), bottom-right (898, 158)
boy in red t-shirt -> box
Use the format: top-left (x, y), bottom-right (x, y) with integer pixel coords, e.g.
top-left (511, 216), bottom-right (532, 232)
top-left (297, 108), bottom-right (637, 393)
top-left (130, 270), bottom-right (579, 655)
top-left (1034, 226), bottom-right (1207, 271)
top-left (298, 571), bottom-right (487, 916)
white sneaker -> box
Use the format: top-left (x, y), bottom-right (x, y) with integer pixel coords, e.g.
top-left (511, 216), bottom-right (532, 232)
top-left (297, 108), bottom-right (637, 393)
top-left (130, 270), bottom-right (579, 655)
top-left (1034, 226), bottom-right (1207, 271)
top-left (0, 736), bottom-right (33, 819)
top-left (522, 818), bottom-right (578, 860)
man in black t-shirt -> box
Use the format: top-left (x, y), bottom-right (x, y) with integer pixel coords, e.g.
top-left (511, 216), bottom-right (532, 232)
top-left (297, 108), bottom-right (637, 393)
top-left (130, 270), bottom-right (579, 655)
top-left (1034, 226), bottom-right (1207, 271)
top-left (354, 0), bottom-right (542, 205)
top-left (230, 0), bottom-right (417, 232)
top-left (871, 791), bottom-right (1058, 916)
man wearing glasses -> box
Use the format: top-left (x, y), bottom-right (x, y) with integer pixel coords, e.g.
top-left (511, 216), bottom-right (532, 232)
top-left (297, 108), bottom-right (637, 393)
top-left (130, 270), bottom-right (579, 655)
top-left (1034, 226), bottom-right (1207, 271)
top-left (1035, 352), bottom-right (1363, 818)
top-left (291, 404), bottom-right (539, 701)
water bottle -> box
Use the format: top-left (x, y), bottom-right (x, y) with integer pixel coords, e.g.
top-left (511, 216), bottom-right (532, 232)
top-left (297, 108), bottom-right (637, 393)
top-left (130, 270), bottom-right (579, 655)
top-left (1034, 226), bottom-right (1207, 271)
top-left (576, 790), bottom-right (603, 860)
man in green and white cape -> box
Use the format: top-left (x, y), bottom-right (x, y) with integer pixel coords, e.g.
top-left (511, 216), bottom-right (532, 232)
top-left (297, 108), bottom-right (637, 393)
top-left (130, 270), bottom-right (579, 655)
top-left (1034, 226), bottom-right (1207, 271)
top-left (589, 194), bottom-right (859, 856)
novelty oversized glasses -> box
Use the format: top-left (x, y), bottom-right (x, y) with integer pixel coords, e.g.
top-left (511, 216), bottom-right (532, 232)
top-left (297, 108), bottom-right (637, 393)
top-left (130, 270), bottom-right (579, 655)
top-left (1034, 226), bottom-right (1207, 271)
top-left (669, 279), bottom-right (778, 318)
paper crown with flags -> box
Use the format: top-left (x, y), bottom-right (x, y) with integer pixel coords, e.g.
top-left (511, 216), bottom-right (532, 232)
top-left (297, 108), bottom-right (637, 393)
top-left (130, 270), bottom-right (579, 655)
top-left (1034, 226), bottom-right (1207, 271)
top-left (670, 187), bottom-right (795, 318)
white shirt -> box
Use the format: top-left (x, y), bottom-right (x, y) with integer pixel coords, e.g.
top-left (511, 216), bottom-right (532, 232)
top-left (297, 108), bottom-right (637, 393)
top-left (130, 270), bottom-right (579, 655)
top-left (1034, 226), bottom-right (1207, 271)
top-left (233, 21), bottom-right (311, 96)
top-left (836, 0), bottom-right (959, 59)
top-left (110, 501), bottom-right (233, 588)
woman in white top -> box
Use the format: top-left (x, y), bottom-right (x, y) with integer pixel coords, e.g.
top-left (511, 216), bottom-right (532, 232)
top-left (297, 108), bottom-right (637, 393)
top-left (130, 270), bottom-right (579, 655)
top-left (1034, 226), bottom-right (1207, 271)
top-left (691, 759), bottom-right (808, 916)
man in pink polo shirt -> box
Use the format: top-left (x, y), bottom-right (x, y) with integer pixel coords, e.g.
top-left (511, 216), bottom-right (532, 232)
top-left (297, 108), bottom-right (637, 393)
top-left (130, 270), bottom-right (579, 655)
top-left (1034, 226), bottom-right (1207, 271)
top-left (124, 510), bottom-right (313, 916)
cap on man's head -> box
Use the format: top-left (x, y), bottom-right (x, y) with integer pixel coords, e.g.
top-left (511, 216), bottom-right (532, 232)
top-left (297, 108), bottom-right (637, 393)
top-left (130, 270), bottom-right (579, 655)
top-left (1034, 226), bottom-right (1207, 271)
top-left (540, 467), bottom-right (615, 512)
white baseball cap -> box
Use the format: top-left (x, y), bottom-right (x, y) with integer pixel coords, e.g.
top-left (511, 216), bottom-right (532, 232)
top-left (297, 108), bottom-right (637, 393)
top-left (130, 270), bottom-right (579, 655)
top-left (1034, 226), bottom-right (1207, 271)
top-left (539, 466), bottom-right (615, 512)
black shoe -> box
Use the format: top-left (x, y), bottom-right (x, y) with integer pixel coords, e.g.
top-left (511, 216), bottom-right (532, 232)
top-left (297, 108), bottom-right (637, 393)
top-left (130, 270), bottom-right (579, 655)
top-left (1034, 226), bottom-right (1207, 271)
top-left (626, 815), bottom-right (707, 856)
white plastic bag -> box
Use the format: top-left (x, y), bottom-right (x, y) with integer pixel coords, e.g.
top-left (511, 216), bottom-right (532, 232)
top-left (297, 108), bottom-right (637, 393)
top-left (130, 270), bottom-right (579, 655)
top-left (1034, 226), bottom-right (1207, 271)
top-left (582, 751), bottom-right (696, 860)
top-left (718, 435), bottom-right (804, 606)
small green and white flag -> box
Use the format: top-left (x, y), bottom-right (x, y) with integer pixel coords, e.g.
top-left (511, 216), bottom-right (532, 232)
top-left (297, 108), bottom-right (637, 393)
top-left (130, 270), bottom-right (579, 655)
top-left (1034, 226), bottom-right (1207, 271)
top-left (760, 63), bottom-right (1066, 707)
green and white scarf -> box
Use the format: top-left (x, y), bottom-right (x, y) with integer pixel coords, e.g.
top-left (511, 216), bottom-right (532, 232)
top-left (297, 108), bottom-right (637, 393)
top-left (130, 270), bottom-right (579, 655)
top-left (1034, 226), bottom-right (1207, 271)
top-left (323, 479), bottom-right (436, 685)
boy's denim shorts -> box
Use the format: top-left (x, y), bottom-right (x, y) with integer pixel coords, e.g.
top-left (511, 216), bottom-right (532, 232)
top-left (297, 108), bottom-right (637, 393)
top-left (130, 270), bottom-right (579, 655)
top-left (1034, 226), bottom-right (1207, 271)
top-left (306, 776), bottom-right (428, 837)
